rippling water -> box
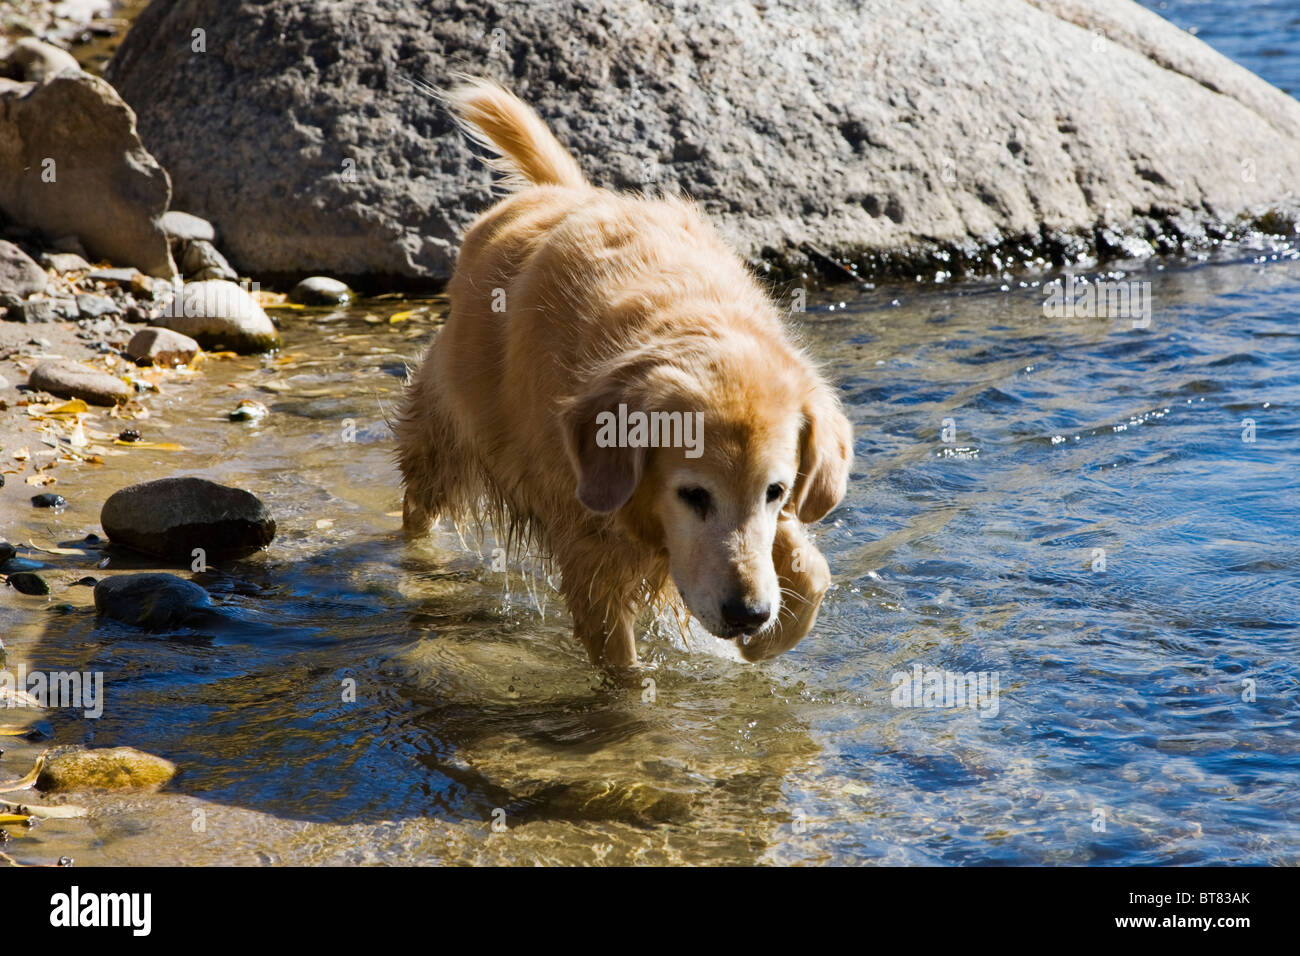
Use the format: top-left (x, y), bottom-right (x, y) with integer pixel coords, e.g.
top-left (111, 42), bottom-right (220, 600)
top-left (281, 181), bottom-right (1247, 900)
top-left (2, 241), bottom-right (1298, 865)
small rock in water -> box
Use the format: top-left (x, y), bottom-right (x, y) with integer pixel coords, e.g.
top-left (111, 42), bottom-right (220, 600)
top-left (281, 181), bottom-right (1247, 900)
top-left (229, 399), bottom-right (269, 422)
top-left (93, 572), bottom-right (214, 630)
top-left (6, 572), bottom-right (50, 595)
top-left (36, 746), bottom-right (177, 792)
top-left (100, 476), bottom-right (276, 560)
top-left (28, 359), bottom-right (132, 406)
top-left (159, 210), bottom-right (216, 244)
top-left (0, 542), bottom-right (15, 563)
top-left (0, 240), bottom-right (47, 297)
top-left (118, 427), bottom-right (142, 442)
top-left (30, 492), bottom-right (66, 509)
top-left (151, 279), bottom-right (280, 353)
top-left (289, 276), bottom-right (352, 306)
top-left (125, 326), bottom-right (200, 367)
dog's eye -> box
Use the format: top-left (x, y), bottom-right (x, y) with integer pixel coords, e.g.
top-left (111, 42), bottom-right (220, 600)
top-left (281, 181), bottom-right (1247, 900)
top-left (677, 486), bottom-right (712, 518)
top-left (766, 483), bottom-right (786, 504)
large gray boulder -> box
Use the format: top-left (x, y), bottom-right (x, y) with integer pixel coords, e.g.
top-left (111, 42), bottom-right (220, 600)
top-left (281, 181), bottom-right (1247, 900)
top-left (106, 0), bottom-right (1300, 283)
top-left (0, 71), bottom-right (176, 278)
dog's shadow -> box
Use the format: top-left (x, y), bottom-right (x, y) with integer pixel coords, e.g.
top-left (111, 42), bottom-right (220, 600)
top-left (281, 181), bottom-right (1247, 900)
top-left (18, 531), bottom-right (821, 850)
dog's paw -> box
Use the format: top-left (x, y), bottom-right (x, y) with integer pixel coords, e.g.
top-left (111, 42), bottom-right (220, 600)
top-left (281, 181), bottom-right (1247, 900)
top-left (739, 515), bottom-right (831, 662)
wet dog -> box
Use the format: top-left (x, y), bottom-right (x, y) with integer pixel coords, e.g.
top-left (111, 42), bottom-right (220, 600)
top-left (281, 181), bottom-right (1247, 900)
top-left (395, 79), bottom-right (852, 666)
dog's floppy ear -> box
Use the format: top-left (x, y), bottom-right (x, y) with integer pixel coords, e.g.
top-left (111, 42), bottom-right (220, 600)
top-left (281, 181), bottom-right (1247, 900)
top-left (562, 381), bottom-right (646, 514)
top-left (791, 385), bottom-right (853, 523)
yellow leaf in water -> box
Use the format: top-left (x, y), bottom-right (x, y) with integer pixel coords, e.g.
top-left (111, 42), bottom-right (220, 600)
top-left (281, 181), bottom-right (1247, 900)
top-left (12, 447), bottom-right (29, 461)
top-left (389, 310), bottom-right (415, 323)
top-left (208, 351), bottom-right (241, 360)
top-left (0, 814), bottom-right (29, 825)
top-left (24, 474), bottom-right (55, 486)
top-left (0, 800), bottom-right (87, 819)
top-left (29, 540), bottom-right (89, 556)
top-left (112, 440), bottom-right (187, 450)
top-left (27, 398), bottom-right (89, 418)
top-left (0, 755), bottom-right (42, 792)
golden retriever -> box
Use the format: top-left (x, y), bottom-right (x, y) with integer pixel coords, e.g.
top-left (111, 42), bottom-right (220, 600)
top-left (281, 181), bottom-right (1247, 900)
top-left (395, 78), bottom-right (853, 667)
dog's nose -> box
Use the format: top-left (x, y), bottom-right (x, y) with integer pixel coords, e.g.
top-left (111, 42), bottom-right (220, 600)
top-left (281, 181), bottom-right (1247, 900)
top-left (720, 598), bottom-right (771, 634)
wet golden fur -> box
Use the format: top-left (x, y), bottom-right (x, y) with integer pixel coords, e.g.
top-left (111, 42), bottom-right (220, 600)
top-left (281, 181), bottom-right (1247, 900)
top-left (395, 79), bottom-right (853, 666)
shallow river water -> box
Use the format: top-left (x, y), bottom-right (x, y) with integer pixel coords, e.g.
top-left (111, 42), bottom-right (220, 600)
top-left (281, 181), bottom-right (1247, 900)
top-left (2, 243), bottom-right (1297, 865)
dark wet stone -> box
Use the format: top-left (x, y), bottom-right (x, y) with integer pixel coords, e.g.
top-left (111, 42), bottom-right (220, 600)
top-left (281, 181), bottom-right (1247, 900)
top-left (7, 571), bottom-right (49, 595)
top-left (31, 492), bottom-right (66, 508)
top-left (93, 572), bottom-right (213, 630)
top-left (0, 542), bottom-right (14, 562)
top-left (100, 476), bottom-right (276, 560)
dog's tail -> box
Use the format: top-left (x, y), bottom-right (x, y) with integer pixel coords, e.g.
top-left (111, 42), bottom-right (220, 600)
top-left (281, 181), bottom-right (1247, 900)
top-left (445, 77), bottom-right (587, 191)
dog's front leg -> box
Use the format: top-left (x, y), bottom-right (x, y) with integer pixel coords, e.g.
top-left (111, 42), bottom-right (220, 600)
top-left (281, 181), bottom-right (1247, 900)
top-left (739, 513), bottom-right (832, 662)
top-left (571, 605), bottom-right (638, 669)
top-left (558, 547), bottom-right (639, 668)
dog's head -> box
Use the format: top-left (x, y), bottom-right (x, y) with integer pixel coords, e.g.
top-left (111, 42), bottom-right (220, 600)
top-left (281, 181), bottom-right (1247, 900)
top-left (562, 330), bottom-right (852, 650)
